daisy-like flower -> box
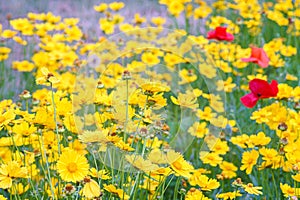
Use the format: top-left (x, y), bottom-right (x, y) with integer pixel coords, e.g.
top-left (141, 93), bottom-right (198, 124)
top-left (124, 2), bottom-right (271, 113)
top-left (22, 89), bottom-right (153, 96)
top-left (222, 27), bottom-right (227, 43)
top-left (82, 176), bottom-right (101, 199)
top-left (170, 92), bottom-right (198, 110)
top-left (36, 67), bottom-right (60, 85)
top-left (242, 183), bottom-right (263, 195)
top-left (125, 155), bottom-right (159, 172)
top-left (0, 161), bottom-right (28, 189)
top-left (57, 149), bottom-right (89, 182)
top-left (166, 150), bottom-right (194, 178)
top-left (185, 188), bottom-right (210, 200)
top-left (189, 174), bottom-right (220, 191)
top-left (216, 190), bottom-right (242, 199)
top-left (240, 150), bottom-right (259, 174)
top-left (141, 82), bottom-right (170, 96)
top-left (104, 184), bottom-right (129, 200)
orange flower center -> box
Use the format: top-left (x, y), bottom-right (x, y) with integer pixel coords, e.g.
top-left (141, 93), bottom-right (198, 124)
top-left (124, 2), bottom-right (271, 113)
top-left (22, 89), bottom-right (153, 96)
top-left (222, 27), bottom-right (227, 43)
top-left (173, 161), bottom-right (182, 170)
top-left (0, 116), bottom-right (6, 124)
top-left (67, 162), bottom-right (78, 173)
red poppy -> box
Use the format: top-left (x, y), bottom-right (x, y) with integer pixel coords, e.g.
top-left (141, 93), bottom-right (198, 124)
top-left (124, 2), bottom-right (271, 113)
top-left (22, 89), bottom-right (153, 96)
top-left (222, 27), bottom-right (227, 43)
top-left (240, 79), bottom-right (278, 108)
top-left (207, 26), bottom-right (234, 41)
top-left (241, 47), bottom-right (269, 68)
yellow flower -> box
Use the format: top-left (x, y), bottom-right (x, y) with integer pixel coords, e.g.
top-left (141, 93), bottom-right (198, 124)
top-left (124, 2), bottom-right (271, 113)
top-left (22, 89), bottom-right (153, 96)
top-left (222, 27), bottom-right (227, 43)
top-left (200, 151), bottom-right (223, 167)
top-left (151, 17), bottom-right (166, 26)
top-left (13, 36), bottom-right (27, 46)
top-left (148, 148), bottom-right (168, 164)
top-left (141, 82), bottom-right (170, 95)
top-left (99, 18), bottom-right (115, 35)
top-left (82, 177), bottom-right (101, 199)
top-left (189, 174), bottom-right (220, 191)
top-left (171, 92), bottom-right (198, 110)
top-left (12, 60), bottom-right (34, 72)
top-left (216, 77), bottom-right (236, 92)
top-left (109, 2), bottom-right (125, 11)
top-left (57, 149), bottom-right (89, 182)
top-left (179, 69), bottom-right (197, 84)
top-left (197, 106), bottom-right (216, 121)
top-left (36, 67), bottom-right (60, 85)
top-left (0, 109), bottom-right (15, 130)
top-left (125, 155), bottom-right (159, 172)
top-left (12, 121), bottom-right (37, 137)
top-left (134, 13), bottom-right (146, 25)
top-left (276, 83), bottom-right (293, 99)
top-left (89, 168), bottom-right (111, 180)
top-left (0, 161), bottom-right (28, 189)
top-left (8, 183), bottom-right (29, 195)
top-left (1, 29), bottom-right (17, 38)
top-left (242, 183), bottom-right (263, 195)
top-left (78, 130), bottom-right (121, 149)
top-left (216, 191), bottom-right (242, 199)
top-left (286, 73), bottom-right (298, 81)
top-left (292, 174), bottom-right (300, 182)
top-left (281, 45), bottom-right (297, 57)
top-left (0, 47), bottom-right (11, 61)
top-left (209, 139), bottom-right (229, 155)
top-left (249, 132), bottom-right (271, 147)
top-left (240, 150), bottom-right (259, 174)
top-left (194, 3), bottom-right (212, 19)
top-left (185, 188), bottom-right (211, 200)
top-left (168, 1), bottom-right (184, 17)
top-left (220, 161), bottom-right (238, 179)
top-left (166, 150), bottom-right (194, 178)
top-left (141, 52), bottom-right (160, 66)
top-left (94, 3), bottom-right (108, 12)
top-left (199, 63), bottom-right (217, 79)
top-left (280, 183), bottom-right (300, 198)
top-left (104, 184), bottom-right (129, 200)
top-left (188, 122), bottom-right (208, 138)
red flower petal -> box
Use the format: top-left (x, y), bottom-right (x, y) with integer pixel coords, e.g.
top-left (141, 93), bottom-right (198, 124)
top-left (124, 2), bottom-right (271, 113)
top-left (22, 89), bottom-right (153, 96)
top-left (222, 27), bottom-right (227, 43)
top-left (240, 93), bottom-right (259, 108)
top-left (270, 80), bottom-right (279, 96)
top-left (207, 26), bottom-right (234, 41)
top-left (249, 79), bottom-right (278, 98)
top-left (241, 47), bottom-right (269, 68)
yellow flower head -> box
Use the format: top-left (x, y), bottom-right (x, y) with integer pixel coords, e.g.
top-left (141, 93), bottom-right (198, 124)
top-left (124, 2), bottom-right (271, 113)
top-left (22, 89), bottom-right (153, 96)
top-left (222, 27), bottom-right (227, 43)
top-left (57, 149), bottom-right (89, 182)
top-left (82, 177), bottom-right (101, 199)
top-left (0, 161), bottom-right (28, 189)
top-left (36, 67), bottom-right (60, 85)
top-left (242, 183), bottom-right (263, 196)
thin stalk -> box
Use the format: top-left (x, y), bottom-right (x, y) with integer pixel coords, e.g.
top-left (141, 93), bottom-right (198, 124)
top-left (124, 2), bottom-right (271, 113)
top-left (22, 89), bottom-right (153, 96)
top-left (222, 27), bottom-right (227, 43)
top-left (50, 84), bottom-right (61, 155)
top-left (173, 177), bottom-right (181, 200)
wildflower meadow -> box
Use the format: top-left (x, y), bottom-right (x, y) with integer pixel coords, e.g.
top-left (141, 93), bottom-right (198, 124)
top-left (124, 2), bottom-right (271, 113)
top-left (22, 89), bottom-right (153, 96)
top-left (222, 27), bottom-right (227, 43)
top-left (1, 0), bottom-right (300, 199)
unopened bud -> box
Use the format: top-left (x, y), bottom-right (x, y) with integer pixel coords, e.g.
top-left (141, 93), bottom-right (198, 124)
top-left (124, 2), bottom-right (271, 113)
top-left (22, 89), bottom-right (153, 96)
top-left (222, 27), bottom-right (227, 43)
top-left (122, 70), bottom-right (131, 80)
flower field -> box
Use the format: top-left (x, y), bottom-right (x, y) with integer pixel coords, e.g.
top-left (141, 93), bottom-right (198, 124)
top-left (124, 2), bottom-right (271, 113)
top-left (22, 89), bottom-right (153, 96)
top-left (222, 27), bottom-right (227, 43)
top-left (1, 0), bottom-right (300, 199)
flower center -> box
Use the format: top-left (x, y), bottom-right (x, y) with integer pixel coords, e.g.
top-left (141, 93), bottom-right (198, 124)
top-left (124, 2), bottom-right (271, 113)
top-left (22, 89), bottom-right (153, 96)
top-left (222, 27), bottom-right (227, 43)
top-left (173, 161), bottom-right (182, 170)
top-left (67, 162), bottom-right (78, 173)
top-left (0, 116), bottom-right (5, 124)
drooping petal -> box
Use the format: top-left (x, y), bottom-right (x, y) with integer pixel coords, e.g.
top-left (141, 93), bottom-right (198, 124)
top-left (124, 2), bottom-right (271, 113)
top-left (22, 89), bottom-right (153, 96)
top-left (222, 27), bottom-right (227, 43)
top-left (256, 48), bottom-right (270, 68)
top-left (241, 47), bottom-right (269, 68)
top-left (240, 93), bottom-right (259, 108)
top-left (270, 80), bottom-right (278, 96)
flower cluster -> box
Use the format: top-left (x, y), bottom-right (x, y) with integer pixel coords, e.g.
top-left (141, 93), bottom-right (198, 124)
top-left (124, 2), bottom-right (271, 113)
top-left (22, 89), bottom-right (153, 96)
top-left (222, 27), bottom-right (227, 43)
top-left (0, 0), bottom-right (299, 199)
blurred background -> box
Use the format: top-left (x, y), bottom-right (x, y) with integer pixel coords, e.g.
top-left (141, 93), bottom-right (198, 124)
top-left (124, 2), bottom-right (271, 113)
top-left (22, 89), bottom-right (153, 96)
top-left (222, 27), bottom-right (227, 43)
top-left (0, 0), bottom-right (168, 37)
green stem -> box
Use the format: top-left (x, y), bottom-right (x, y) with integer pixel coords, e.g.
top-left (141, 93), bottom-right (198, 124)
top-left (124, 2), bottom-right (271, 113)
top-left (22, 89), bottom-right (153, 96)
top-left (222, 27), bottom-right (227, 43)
top-left (173, 177), bottom-right (181, 200)
top-left (50, 84), bottom-right (61, 155)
